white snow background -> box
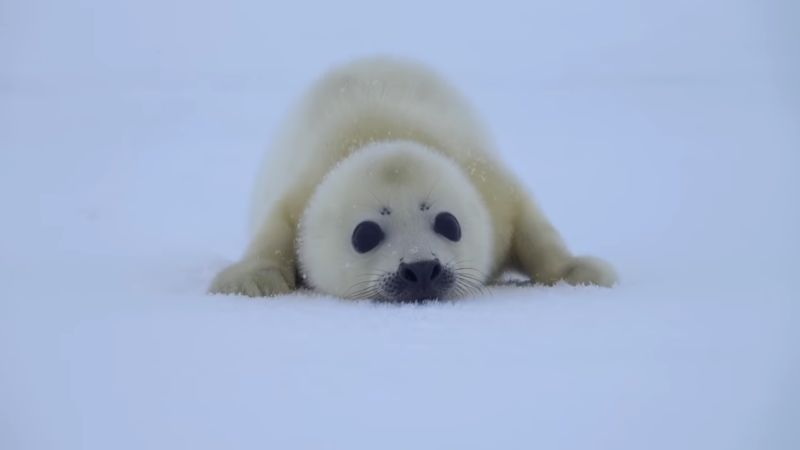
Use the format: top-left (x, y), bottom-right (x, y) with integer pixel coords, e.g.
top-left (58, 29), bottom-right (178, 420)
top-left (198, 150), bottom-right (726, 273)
top-left (1, 0), bottom-right (798, 449)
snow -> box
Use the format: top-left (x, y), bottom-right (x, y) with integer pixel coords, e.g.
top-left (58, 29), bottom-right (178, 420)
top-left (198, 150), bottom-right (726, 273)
top-left (1, 0), bottom-right (798, 449)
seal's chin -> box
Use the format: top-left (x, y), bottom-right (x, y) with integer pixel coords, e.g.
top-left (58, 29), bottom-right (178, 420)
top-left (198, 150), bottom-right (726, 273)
top-left (381, 286), bottom-right (455, 304)
top-left (375, 288), bottom-right (456, 304)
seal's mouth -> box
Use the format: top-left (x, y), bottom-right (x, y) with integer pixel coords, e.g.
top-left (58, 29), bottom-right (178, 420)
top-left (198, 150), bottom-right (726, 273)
top-left (385, 291), bottom-right (446, 304)
top-left (344, 261), bottom-right (487, 302)
top-left (375, 259), bottom-right (457, 303)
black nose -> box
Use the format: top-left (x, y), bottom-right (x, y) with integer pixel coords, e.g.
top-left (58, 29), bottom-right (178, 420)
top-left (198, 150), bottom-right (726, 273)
top-left (398, 260), bottom-right (443, 285)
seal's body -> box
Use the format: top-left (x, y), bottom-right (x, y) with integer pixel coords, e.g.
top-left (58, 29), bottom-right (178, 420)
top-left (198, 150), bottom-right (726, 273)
top-left (208, 55), bottom-right (617, 301)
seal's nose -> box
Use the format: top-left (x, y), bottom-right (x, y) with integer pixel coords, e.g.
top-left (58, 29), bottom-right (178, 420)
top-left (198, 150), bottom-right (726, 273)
top-left (398, 260), bottom-right (442, 286)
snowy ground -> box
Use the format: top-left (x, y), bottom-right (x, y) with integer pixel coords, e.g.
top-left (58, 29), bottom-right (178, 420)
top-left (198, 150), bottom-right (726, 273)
top-left (1, 1), bottom-right (798, 449)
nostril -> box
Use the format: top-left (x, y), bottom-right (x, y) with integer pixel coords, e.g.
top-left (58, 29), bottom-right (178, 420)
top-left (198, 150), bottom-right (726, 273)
top-left (401, 267), bottom-right (418, 283)
top-left (398, 260), bottom-right (442, 286)
top-left (430, 262), bottom-right (442, 280)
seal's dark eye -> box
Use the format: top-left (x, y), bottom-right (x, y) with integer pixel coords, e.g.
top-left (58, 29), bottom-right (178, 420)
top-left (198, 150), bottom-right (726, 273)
top-left (352, 221), bottom-right (384, 253)
top-left (434, 212), bottom-right (461, 242)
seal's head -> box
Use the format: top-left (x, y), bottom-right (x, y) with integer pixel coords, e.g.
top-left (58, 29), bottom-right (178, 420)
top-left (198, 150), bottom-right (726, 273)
top-left (297, 140), bottom-right (494, 303)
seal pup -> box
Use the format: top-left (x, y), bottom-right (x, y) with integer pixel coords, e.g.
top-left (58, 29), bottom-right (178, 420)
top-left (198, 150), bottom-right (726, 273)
top-left (208, 55), bottom-right (618, 302)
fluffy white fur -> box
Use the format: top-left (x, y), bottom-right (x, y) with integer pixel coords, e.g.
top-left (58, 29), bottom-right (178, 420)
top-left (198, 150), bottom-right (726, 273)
top-left (208, 55), bottom-right (618, 300)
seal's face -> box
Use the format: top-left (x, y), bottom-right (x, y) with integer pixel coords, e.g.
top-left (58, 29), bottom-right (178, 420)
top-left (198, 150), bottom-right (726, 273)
top-left (298, 141), bottom-right (494, 303)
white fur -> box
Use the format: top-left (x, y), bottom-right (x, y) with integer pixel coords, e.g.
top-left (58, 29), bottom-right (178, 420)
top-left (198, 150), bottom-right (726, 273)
top-left (298, 140), bottom-right (494, 300)
top-left (208, 55), bottom-right (618, 299)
